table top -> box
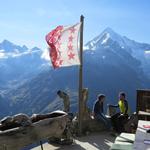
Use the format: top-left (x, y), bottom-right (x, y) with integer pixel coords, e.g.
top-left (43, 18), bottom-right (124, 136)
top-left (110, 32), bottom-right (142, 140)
top-left (138, 111), bottom-right (150, 116)
top-left (133, 120), bottom-right (150, 150)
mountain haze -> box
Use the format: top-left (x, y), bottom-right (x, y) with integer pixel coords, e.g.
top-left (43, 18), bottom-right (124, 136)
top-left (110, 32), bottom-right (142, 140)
top-left (0, 28), bottom-right (150, 117)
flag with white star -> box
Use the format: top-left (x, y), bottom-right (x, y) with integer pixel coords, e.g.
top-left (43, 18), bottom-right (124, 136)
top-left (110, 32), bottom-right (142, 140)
top-left (46, 23), bottom-right (81, 68)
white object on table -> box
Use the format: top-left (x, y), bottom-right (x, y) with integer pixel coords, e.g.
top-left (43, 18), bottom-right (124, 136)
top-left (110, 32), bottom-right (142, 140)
top-left (133, 120), bottom-right (150, 150)
top-left (138, 111), bottom-right (150, 116)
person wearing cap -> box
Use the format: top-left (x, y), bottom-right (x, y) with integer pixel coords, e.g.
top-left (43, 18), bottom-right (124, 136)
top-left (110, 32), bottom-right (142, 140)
top-left (93, 94), bottom-right (111, 129)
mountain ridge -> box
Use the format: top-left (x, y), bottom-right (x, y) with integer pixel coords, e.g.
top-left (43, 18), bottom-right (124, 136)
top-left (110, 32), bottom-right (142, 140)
top-left (85, 27), bottom-right (150, 50)
top-left (0, 27), bottom-right (150, 117)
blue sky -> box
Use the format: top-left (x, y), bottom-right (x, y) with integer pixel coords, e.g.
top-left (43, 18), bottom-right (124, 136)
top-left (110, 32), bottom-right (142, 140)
top-left (0, 0), bottom-right (150, 49)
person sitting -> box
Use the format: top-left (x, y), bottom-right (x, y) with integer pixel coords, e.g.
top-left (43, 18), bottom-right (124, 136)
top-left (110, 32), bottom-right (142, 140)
top-left (93, 94), bottom-right (111, 129)
top-left (109, 92), bottom-right (129, 132)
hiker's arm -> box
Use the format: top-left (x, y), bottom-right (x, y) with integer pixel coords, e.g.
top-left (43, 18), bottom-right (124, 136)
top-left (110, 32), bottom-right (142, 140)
top-left (108, 104), bottom-right (119, 108)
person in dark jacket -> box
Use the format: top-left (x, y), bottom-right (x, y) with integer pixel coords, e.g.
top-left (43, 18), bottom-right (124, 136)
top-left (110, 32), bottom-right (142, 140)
top-left (93, 94), bottom-right (111, 129)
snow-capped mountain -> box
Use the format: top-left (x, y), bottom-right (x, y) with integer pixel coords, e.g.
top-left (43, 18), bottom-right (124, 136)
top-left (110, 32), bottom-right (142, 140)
top-left (0, 40), bottom-right (28, 53)
top-left (0, 28), bottom-right (150, 117)
top-left (85, 27), bottom-right (150, 79)
top-left (0, 40), bottom-right (42, 59)
top-left (85, 27), bottom-right (128, 50)
top-left (0, 40), bottom-right (48, 89)
top-left (85, 27), bottom-right (150, 53)
top-left (2, 28), bottom-right (150, 116)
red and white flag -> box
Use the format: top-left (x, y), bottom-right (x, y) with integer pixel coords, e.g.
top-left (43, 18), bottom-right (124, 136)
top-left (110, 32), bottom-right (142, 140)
top-left (46, 23), bottom-right (81, 69)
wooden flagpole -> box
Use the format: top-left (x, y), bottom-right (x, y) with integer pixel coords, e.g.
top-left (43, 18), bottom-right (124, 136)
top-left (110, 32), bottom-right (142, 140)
top-left (78, 15), bottom-right (84, 135)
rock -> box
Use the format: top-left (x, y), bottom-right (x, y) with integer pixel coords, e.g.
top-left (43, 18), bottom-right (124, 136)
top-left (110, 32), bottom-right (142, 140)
top-left (82, 118), bottom-right (105, 133)
top-left (13, 113), bottom-right (32, 126)
top-left (0, 113), bottom-right (32, 131)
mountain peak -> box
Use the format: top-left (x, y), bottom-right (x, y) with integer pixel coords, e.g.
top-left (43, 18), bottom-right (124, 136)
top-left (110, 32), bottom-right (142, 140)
top-left (31, 47), bottom-right (41, 51)
top-left (101, 27), bottom-right (122, 41)
top-left (0, 40), bottom-right (15, 52)
top-left (85, 27), bottom-right (124, 50)
top-left (22, 45), bottom-right (28, 51)
top-left (0, 40), bottom-right (28, 52)
top-left (103, 27), bottom-right (115, 34)
top-left (1, 39), bottom-right (14, 46)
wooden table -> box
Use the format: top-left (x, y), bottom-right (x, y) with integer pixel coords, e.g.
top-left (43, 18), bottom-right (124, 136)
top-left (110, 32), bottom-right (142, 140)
top-left (133, 120), bottom-right (150, 150)
top-left (138, 111), bottom-right (150, 121)
top-left (138, 111), bottom-right (150, 116)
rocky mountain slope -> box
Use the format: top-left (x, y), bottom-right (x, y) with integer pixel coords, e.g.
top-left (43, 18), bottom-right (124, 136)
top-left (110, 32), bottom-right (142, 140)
top-left (0, 28), bottom-right (150, 117)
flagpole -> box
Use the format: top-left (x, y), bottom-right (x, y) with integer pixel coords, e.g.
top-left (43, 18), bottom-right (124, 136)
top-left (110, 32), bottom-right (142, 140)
top-left (78, 15), bottom-right (84, 135)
